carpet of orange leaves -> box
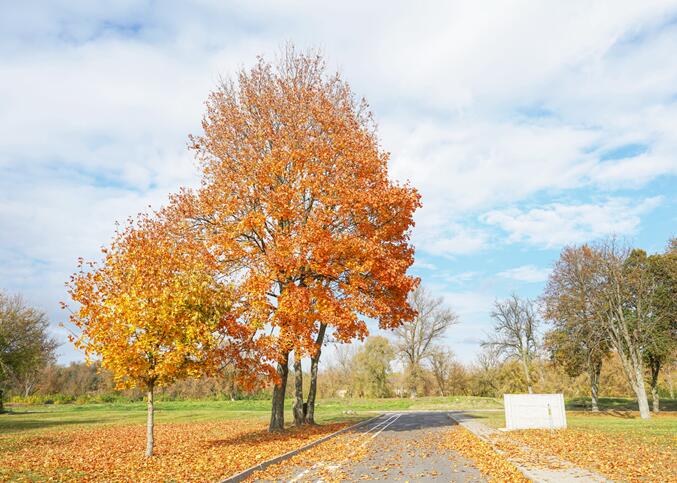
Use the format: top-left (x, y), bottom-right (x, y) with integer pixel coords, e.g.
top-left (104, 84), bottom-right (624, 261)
top-left (495, 426), bottom-right (677, 483)
top-left (441, 426), bottom-right (528, 482)
top-left (0, 420), bottom-right (350, 482)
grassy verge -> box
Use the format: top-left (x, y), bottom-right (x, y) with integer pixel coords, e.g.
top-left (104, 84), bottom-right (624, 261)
top-left (1, 396), bottom-right (502, 436)
top-left (0, 399), bottom-right (378, 481)
top-left (464, 409), bottom-right (677, 444)
top-left (3, 396), bottom-right (672, 435)
top-left (308, 395), bottom-right (503, 411)
top-left (0, 401), bottom-right (364, 436)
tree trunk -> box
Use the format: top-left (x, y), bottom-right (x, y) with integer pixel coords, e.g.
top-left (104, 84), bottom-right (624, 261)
top-left (292, 352), bottom-right (305, 426)
top-left (145, 382), bottom-right (155, 458)
top-left (650, 359), bottom-right (661, 413)
top-left (269, 353), bottom-right (289, 432)
top-left (406, 362), bottom-right (421, 398)
top-left (633, 363), bottom-right (651, 419)
top-left (589, 359), bottom-right (602, 412)
top-left (436, 376), bottom-right (446, 397)
top-left (616, 347), bottom-right (651, 420)
top-left (536, 361), bottom-right (546, 387)
top-left (0, 388), bottom-right (4, 413)
top-left (521, 356), bottom-right (533, 394)
top-left (23, 377), bottom-right (35, 398)
top-left (229, 369), bottom-right (237, 401)
top-left (305, 323), bottom-right (326, 425)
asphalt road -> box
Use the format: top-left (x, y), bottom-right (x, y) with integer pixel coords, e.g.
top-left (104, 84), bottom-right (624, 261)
top-left (264, 412), bottom-right (486, 482)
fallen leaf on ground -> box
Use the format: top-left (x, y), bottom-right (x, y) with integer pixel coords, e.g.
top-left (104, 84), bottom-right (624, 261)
top-left (0, 420), bottom-right (350, 482)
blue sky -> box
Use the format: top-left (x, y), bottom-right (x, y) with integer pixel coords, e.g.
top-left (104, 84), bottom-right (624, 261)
top-left (1, 1), bottom-right (676, 365)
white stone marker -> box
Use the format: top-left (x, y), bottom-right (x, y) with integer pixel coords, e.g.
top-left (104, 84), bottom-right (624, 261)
top-left (503, 393), bottom-right (567, 430)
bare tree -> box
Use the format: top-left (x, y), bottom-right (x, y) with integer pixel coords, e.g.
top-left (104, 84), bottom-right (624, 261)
top-left (472, 347), bottom-right (501, 397)
top-left (482, 295), bottom-right (539, 394)
top-left (393, 286), bottom-right (458, 397)
top-left (335, 342), bottom-right (357, 376)
top-left (429, 346), bottom-right (456, 396)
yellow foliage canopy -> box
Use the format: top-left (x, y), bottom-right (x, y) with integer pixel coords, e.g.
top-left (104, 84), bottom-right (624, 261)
top-left (66, 209), bottom-right (271, 391)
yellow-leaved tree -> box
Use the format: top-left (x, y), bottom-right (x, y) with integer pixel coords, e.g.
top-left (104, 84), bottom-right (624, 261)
top-left (65, 208), bottom-right (266, 456)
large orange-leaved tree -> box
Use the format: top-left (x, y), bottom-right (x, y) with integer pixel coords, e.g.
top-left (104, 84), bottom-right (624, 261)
top-left (182, 46), bottom-right (420, 431)
top-left (65, 209), bottom-right (269, 456)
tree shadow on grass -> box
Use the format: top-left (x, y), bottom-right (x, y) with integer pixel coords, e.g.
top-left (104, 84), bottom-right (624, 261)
top-left (567, 397), bottom-right (677, 412)
top-left (0, 409), bottom-right (37, 415)
top-left (600, 409), bottom-right (637, 419)
top-left (0, 418), bottom-right (104, 434)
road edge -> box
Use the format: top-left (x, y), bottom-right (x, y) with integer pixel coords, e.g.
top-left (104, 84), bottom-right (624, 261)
top-left (221, 414), bottom-right (383, 483)
top-left (448, 411), bottom-right (611, 482)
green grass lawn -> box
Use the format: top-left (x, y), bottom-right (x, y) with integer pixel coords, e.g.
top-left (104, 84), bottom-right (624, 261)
top-left (0, 400), bottom-right (354, 436)
top-left (2, 395), bottom-right (673, 439)
top-left (1, 396), bottom-right (502, 436)
top-left (1, 400), bottom-right (270, 436)
top-left (464, 404), bottom-right (677, 445)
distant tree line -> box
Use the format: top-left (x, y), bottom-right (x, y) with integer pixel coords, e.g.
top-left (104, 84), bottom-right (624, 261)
top-left (478, 236), bottom-right (675, 419)
top-left (5, 260), bottom-right (673, 411)
top-left (2, 237), bottom-right (673, 426)
top-left (541, 237), bottom-right (676, 419)
top-left (0, 292), bottom-right (57, 412)
top-left (8, 334), bottom-right (665, 406)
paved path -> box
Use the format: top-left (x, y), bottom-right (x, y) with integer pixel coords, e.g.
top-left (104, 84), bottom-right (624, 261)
top-left (256, 412), bottom-right (486, 482)
top-left (450, 412), bottom-right (611, 483)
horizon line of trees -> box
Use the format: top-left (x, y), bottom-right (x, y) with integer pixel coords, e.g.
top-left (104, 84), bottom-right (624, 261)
top-left (480, 236), bottom-right (676, 420)
top-left (2, 235), bottom-right (673, 419)
top-left (5, 333), bottom-right (674, 406)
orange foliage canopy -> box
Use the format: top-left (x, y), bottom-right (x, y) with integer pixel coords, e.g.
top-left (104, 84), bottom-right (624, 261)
top-left (66, 208), bottom-right (271, 391)
top-left (180, 47), bottom-right (421, 360)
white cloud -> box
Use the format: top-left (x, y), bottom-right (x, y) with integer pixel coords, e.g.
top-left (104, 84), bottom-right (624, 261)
top-left (411, 260), bottom-right (438, 271)
top-left (498, 265), bottom-right (552, 283)
top-left (483, 197), bottom-right (663, 248)
top-left (442, 291), bottom-right (494, 320)
top-left (443, 271), bottom-right (481, 285)
top-left (589, 150), bottom-right (677, 188)
top-left (417, 223), bottom-right (490, 257)
top-left (391, 121), bottom-right (592, 202)
top-left (1, 1), bottom-right (676, 363)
